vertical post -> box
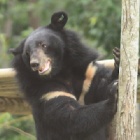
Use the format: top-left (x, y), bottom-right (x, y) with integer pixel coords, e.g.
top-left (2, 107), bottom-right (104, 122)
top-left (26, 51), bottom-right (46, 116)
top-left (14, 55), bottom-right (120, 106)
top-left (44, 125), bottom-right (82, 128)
top-left (109, 0), bottom-right (139, 139)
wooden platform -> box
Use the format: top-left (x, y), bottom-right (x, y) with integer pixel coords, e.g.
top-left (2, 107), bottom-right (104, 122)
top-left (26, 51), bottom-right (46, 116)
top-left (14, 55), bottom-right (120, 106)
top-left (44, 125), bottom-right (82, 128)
top-left (0, 68), bottom-right (30, 115)
top-left (0, 68), bottom-right (139, 114)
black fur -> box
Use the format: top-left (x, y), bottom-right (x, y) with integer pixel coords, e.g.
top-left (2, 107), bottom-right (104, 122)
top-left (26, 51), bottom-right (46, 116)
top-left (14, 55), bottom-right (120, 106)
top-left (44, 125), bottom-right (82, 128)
top-left (10, 12), bottom-right (119, 140)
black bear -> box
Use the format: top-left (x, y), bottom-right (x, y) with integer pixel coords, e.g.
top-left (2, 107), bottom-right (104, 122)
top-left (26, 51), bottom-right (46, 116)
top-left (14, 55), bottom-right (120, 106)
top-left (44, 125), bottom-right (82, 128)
top-left (9, 11), bottom-right (119, 140)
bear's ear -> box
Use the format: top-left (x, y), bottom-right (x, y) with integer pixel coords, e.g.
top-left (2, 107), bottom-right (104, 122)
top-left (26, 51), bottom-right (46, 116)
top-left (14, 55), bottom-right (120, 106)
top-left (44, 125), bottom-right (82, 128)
top-left (8, 40), bottom-right (25, 55)
top-left (50, 11), bottom-right (68, 30)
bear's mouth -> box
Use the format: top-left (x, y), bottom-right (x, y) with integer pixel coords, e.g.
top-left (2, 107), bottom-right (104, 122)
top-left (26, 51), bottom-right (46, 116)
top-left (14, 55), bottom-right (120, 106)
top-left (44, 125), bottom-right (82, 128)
top-left (38, 60), bottom-right (51, 75)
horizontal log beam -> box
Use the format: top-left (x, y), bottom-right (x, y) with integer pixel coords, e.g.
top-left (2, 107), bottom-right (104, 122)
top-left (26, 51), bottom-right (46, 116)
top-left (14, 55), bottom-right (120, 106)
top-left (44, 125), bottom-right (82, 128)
top-left (0, 68), bottom-right (31, 114)
top-left (0, 60), bottom-right (140, 114)
top-left (0, 97), bottom-right (31, 115)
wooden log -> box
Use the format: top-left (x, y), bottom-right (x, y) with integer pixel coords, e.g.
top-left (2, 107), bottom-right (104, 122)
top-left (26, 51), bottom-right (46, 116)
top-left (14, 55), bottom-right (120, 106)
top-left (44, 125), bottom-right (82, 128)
top-left (0, 97), bottom-right (31, 115)
top-left (0, 65), bottom-right (140, 114)
top-left (0, 68), bottom-right (30, 114)
top-left (0, 68), bottom-right (15, 78)
top-left (110, 0), bottom-right (139, 139)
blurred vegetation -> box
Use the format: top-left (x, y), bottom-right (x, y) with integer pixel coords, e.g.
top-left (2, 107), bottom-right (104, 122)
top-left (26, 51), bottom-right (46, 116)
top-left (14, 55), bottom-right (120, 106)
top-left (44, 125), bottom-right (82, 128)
top-left (0, 0), bottom-right (121, 139)
top-left (0, 113), bottom-right (35, 140)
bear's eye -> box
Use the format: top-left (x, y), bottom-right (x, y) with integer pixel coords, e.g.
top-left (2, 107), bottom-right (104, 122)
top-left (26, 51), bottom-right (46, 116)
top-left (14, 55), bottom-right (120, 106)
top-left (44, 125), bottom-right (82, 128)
top-left (41, 44), bottom-right (47, 49)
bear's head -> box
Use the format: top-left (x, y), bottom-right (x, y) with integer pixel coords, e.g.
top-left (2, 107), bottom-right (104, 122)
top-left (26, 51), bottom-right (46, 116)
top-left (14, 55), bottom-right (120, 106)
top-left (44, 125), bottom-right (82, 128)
top-left (9, 12), bottom-right (68, 77)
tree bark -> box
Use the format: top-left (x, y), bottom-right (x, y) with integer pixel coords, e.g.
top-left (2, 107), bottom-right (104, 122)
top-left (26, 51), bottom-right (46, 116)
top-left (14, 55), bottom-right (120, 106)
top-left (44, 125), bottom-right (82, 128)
top-left (109, 0), bottom-right (139, 139)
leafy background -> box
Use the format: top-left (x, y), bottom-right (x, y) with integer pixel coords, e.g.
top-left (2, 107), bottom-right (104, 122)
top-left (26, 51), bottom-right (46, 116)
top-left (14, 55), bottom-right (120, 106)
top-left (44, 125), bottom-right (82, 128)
top-left (0, 0), bottom-right (125, 139)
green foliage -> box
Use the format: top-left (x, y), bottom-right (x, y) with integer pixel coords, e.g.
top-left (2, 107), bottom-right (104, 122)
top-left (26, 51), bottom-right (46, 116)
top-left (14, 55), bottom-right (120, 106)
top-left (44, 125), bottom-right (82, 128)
top-left (0, 0), bottom-right (121, 139)
top-left (0, 113), bottom-right (35, 140)
top-left (0, 34), bottom-right (10, 67)
top-left (0, 0), bottom-right (121, 63)
top-left (64, 0), bottom-right (121, 57)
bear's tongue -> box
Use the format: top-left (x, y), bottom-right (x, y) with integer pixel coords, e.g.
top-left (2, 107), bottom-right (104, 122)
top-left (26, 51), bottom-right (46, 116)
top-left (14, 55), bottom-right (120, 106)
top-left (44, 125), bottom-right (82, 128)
top-left (38, 61), bottom-right (50, 74)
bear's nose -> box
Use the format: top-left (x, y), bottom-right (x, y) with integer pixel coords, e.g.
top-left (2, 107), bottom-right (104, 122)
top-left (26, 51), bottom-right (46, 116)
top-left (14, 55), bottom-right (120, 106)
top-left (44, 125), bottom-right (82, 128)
top-left (30, 61), bottom-right (39, 71)
top-left (31, 63), bottom-right (39, 68)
